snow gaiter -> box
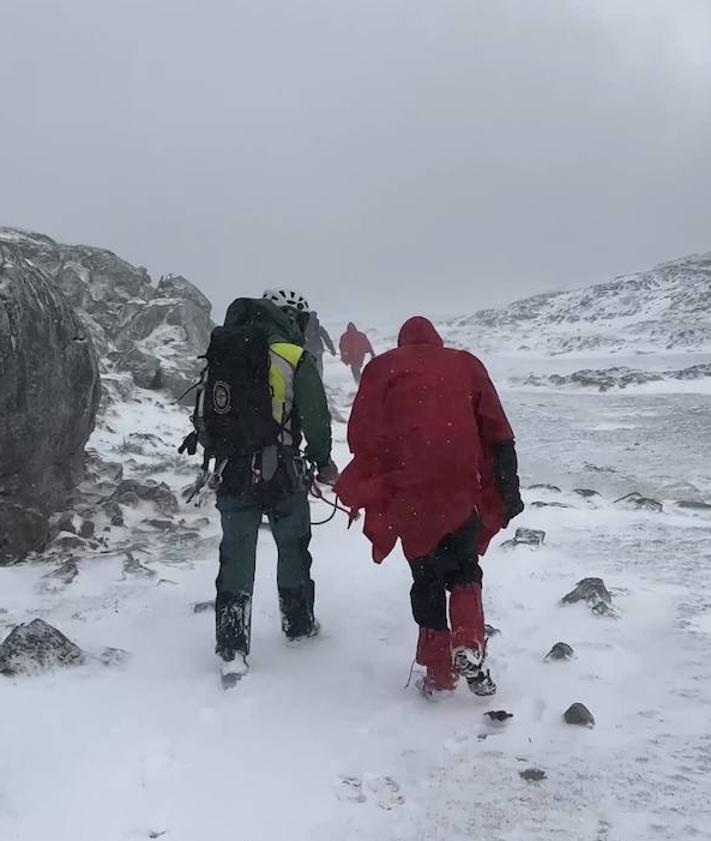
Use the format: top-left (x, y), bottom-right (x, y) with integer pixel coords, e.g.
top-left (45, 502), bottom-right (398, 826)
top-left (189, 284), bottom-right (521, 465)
top-left (449, 583), bottom-right (486, 651)
top-left (278, 580), bottom-right (316, 639)
top-left (416, 628), bottom-right (457, 691)
top-left (215, 591), bottom-right (252, 657)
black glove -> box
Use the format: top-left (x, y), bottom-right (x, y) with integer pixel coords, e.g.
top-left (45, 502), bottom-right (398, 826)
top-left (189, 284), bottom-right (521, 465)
top-left (178, 431), bottom-right (198, 456)
top-left (316, 459), bottom-right (340, 486)
top-left (502, 494), bottom-right (524, 527)
top-left (493, 440), bottom-right (524, 526)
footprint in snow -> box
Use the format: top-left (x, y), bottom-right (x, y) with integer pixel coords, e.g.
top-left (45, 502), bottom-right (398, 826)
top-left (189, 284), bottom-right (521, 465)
top-left (364, 774), bottom-right (406, 810)
top-left (336, 776), bottom-right (366, 804)
top-left (336, 775), bottom-right (405, 809)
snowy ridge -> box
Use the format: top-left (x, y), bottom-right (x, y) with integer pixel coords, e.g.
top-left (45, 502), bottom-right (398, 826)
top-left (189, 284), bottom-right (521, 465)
top-left (442, 251), bottom-right (711, 356)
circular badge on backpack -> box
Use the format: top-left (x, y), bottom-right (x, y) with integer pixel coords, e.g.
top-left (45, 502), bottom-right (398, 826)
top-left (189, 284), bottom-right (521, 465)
top-left (212, 381), bottom-right (232, 414)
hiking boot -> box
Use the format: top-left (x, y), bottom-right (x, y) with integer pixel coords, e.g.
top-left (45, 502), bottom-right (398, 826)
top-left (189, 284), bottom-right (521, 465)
top-left (416, 669), bottom-right (458, 699)
top-left (423, 665), bottom-right (459, 694)
top-left (217, 649), bottom-right (249, 688)
top-left (279, 582), bottom-right (317, 641)
top-left (285, 618), bottom-right (321, 645)
top-left (415, 628), bottom-right (458, 695)
top-left (453, 646), bottom-right (497, 697)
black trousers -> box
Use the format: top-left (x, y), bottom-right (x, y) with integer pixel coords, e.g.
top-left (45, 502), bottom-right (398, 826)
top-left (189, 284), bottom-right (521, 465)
top-left (410, 517), bottom-right (482, 631)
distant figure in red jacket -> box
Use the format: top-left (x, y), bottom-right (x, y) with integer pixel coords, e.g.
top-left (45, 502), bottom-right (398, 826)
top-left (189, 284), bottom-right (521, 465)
top-left (339, 323), bottom-right (374, 384)
top-left (336, 317), bottom-right (523, 697)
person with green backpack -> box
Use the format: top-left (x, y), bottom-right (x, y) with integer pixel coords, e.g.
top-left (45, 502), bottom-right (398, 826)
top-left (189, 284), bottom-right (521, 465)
top-left (183, 291), bottom-right (338, 686)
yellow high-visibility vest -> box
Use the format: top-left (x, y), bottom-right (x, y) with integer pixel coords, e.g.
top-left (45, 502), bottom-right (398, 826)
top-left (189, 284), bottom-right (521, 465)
top-left (269, 342), bottom-right (304, 443)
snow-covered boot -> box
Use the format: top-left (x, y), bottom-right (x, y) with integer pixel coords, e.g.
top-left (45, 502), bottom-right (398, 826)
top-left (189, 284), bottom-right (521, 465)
top-left (416, 628), bottom-right (458, 694)
top-left (453, 646), bottom-right (497, 697)
top-left (215, 591), bottom-right (252, 659)
top-left (279, 581), bottom-right (319, 641)
top-left (218, 649), bottom-right (249, 689)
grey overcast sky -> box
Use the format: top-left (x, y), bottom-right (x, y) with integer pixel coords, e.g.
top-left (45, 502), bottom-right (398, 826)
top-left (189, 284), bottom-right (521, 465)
top-left (1, 0), bottom-right (710, 324)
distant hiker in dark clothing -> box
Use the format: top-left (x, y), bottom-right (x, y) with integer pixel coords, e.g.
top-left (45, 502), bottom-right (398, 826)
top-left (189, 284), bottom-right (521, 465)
top-left (186, 289), bottom-right (338, 686)
top-left (339, 322), bottom-right (375, 384)
top-left (304, 311), bottom-right (336, 377)
top-left (336, 317), bottom-right (523, 697)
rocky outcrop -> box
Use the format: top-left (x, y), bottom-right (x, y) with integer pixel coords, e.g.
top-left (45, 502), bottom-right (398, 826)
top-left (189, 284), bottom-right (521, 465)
top-left (0, 230), bottom-right (213, 401)
top-left (515, 363), bottom-right (711, 392)
top-left (0, 243), bottom-right (101, 562)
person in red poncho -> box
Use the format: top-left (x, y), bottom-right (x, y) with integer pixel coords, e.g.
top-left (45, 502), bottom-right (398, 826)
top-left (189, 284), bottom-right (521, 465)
top-left (339, 323), bottom-right (375, 384)
top-left (336, 316), bottom-right (523, 697)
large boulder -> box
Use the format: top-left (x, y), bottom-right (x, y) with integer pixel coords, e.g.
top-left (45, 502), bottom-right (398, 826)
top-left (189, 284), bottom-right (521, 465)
top-left (0, 244), bottom-right (101, 563)
top-left (0, 229), bottom-right (213, 401)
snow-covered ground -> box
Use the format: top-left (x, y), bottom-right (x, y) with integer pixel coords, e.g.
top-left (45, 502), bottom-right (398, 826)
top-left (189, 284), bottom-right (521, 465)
top-left (2, 351), bottom-right (711, 841)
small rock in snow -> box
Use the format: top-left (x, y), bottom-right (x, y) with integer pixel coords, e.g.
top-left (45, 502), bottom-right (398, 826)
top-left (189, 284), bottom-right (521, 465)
top-left (527, 483), bottom-right (562, 493)
top-left (561, 577), bottom-right (612, 608)
top-left (193, 601), bottom-right (215, 614)
top-left (519, 768), bottom-right (547, 782)
top-left (41, 559), bottom-right (79, 590)
top-left (118, 490), bottom-right (141, 508)
top-left (56, 512), bottom-right (77, 534)
top-left (99, 647), bottom-right (131, 667)
top-left (501, 528), bottom-right (546, 549)
top-left (574, 488), bottom-right (601, 499)
top-left (484, 710), bottom-right (513, 722)
top-left (545, 642), bottom-right (575, 661)
top-left (675, 500), bottom-right (711, 511)
top-left (564, 702), bottom-right (595, 727)
top-left (0, 618), bottom-right (85, 676)
top-left (123, 552), bottom-right (156, 578)
top-left (79, 519), bottom-right (96, 539)
top-left (116, 479), bottom-right (179, 515)
top-left (530, 501), bottom-right (572, 509)
top-left (53, 532), bottom-right (86, 551)
top-left (142, 518), bottom-right (177, 532)
top-left (103, 501), bottom-right (125, 527)
top-left (613, 492), bottom-right (663, 512)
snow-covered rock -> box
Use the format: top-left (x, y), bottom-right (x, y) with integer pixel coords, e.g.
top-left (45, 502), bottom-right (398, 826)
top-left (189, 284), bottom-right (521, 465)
top-left (0, 618), bottom-right (85, 676)
top-left (564, 702), bottom-right (596, 728)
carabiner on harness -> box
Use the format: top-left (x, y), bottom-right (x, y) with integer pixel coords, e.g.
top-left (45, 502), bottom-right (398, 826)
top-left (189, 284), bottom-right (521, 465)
top-left (193, 458), bottom-right (228, 507)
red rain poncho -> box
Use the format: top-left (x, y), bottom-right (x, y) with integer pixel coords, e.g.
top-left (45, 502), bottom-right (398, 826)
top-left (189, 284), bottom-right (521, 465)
top-left (336, 317), bottom-right (514, 562)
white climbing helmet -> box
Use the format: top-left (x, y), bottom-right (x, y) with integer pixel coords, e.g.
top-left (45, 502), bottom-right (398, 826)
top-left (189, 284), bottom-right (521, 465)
top-left (262, 288), bottom-right (310, 313)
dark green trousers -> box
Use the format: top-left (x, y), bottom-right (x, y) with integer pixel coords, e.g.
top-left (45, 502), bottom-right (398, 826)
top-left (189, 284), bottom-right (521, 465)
top-left (215, 487), bottom-right (316, 653)
top-left (216, 489), bottom-right (313, 595)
